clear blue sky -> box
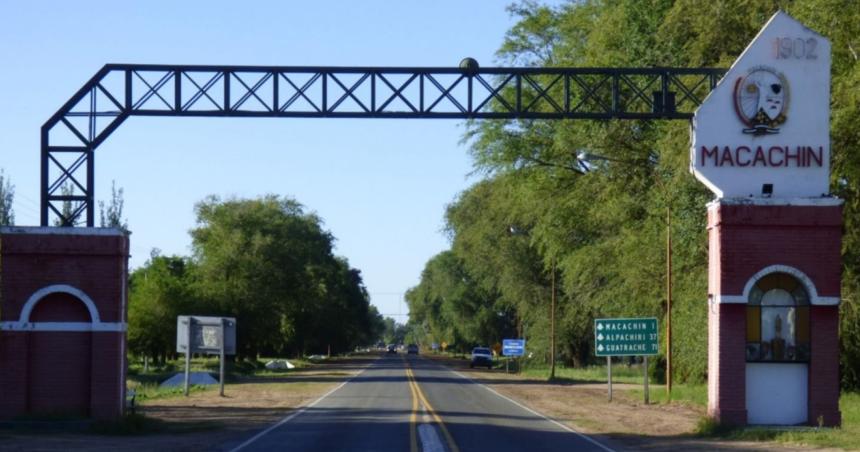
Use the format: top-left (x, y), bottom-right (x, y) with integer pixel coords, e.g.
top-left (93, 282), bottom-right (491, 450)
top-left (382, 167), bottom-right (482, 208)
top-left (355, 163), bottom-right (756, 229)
top-left (0, 0), bottom-right (563, 323)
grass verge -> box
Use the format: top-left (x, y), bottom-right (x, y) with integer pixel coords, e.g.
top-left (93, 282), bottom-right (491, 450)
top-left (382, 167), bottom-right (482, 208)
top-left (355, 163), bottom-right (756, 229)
top-left (628, 383), bottom-right (708, 407)
top-left (694, 392), bottom-right (860, 450)
top-left (127, 356), bottom-right (314, 401)
top-left (517, 362), bottom-right (652, 384)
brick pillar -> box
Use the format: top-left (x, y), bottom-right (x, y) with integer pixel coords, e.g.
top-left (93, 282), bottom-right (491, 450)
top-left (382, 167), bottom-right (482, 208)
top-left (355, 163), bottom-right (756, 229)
top-left (0, 332), bottom-right (28, 417)
top-left (809, 306), bottom-right (841, 426)
top-left (707, 200), bottom-right (842, 427)
top-left (707, 303), bottom-right (748, 425)
top-left (90, 332), bottom-right (126, 419)
top-left (0, 227), bottom-right (129, 421)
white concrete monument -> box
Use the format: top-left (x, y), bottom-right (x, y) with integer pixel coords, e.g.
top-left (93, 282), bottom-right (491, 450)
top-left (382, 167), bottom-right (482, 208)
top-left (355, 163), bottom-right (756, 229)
top-left (691, 11), bottom-right (831, 199)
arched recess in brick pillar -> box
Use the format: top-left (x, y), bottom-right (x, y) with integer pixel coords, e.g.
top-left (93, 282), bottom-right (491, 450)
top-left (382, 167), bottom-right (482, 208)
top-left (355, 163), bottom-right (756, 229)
top-left (7, 284), bottom-right (118, 417)
top-left (723, 265), bottom-right (840, 425)
top-left (740, 265), bottom-right (826, 426)
top-left (735, 265), bottom-right (838, 306)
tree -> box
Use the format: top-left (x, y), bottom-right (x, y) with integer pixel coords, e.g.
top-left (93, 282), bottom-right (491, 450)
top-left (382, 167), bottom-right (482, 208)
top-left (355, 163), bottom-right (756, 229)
top-left (366, 305), bottom-right (387, 344)
top-left (99, 180), bottom-right (129, 233)
top-left (190, 194), bottom-right (374, 358)
top-left (53, 182), bottom-right (78, 227)
top-left (381, 317), bottom-right (398, 344)
top-left (0, 169), bottom-right (13, 226)
top-left (129, 194), bottom-right (380, 361)
top-left (127, 251), bottom-right (198, 362)
top-left (406, 251), bottom-right (514, 352)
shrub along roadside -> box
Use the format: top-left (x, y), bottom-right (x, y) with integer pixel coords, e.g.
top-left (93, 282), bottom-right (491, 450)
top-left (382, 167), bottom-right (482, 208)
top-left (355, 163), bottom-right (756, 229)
top-left (692, 392), bottom-right (860, 450)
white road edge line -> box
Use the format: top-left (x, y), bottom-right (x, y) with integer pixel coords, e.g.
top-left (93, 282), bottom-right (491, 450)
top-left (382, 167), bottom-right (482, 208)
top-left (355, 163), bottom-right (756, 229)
top-left (229, 357), bottom-right (379, 452)
top-left (447, 368), bottom-right (616, 452)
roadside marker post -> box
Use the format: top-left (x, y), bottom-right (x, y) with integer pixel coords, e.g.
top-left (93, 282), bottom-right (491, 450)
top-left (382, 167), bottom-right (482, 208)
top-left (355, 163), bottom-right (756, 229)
top-left (607, 357), bottom-right (612, 402)
top-left (184, 317), bottom-right (192, 396)
top-left (220, 318), bottom-right (227, 397)
top-left (643, 356), bottom-right (649, 404)
top-left (502, 339), bottom-right (526, 375)
top-left (595, 317), bottom-right (658, 404)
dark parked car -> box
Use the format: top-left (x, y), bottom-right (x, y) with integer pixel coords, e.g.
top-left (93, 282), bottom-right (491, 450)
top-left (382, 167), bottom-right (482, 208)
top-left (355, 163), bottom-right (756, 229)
top-left (387, 344), bottom-right (397, 354)
top-left (470, 347), bottom-right (493, 369)
top-left (407, 344), bottom-right (419, 355)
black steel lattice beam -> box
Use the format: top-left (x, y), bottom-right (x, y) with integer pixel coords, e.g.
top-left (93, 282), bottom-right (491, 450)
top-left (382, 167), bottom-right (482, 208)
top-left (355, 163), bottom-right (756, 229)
top-left (41, 64), bottom-right (725, 227)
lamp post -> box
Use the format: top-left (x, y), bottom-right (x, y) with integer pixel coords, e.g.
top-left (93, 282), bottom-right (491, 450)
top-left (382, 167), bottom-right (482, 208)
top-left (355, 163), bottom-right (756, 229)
top-left (577, 151), bottom-right (673, 398)
top-left (508, 224), bottom-right (556, 381)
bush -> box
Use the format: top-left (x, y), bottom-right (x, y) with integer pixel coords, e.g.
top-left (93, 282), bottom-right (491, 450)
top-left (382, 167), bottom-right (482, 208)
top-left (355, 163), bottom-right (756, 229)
top-left (648, 354), bottom-right (666, 385)
top-left (694, 416), bottom-right (733, 436)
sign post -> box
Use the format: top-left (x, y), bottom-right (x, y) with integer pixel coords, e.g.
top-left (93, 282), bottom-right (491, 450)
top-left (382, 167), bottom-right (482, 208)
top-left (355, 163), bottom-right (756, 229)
top-left (607, 356), bottom-right (612, 402)
top-left (595, 317), bottom-right (658, 403)
top-left (219, 318), bottom-right (227, 397)
top-left (644, 356), bottom-right (649, 404)
top-left (184, 317), bottom-right (192, 396)
top-left (177, 316), bottom-right (237, 397)
top-left (502, 339), bottom-right (526, 374)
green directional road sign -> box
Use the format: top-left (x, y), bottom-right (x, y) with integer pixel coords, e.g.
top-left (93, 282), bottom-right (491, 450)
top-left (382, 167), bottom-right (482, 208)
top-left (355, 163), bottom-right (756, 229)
top-left (594, 317), bottom-right (659, 357)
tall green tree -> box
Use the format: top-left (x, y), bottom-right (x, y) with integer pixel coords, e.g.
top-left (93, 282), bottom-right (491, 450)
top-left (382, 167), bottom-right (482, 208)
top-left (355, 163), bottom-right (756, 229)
top-left (0, 169), bottom-right (14, 226)
top-left (129, 194), bottom-right (380, 360)
top-left (53, 182), bottom-right (79, 227)
top-left (127, 251), bottom-right (198, 362)
top-left (407, 251), bottom-right (513, 352)
top-left (366, 305), bottom-right (387, 345)
top-left (99, 180), bottom-right (129, 233)
top-left (190, 195), bottom-right (373, 358)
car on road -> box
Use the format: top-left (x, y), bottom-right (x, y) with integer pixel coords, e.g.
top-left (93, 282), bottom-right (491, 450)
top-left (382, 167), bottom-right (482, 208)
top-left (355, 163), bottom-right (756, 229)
top-left (407, 344), bottom-right (419, 354)
top-left (470, 347), bottom-right (493, 369)
top-left (387, 344), bottom-right (397, 354)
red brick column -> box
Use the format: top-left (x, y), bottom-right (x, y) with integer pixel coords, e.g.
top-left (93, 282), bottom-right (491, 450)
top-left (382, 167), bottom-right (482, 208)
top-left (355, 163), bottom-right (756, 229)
top-left (90, 332), bottom-right (126, 419)
top-left (707, 303), bottom-right (748, 425)
top-left (809, 306), bottom-right (841, 426)
top-left (0, 332), bottom-right (28, 416)
top-left (707, 200), bottom-right (842, 427)
top-left (0, 227), bottom-right (129, 421)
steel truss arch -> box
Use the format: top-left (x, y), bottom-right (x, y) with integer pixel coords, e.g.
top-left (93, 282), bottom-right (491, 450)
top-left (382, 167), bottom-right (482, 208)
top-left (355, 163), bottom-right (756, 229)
top-left (41, 63), bottom-right (725, 227)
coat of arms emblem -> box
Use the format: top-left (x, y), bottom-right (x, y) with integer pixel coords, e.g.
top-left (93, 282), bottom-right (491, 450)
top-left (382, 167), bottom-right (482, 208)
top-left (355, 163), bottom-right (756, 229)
top-left (733, 66), bottom-right (789, 135)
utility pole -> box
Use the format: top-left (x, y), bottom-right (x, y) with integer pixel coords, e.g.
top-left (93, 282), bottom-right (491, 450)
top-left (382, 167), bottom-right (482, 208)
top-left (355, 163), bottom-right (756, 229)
top-left (666, 206), bottom-right (673, 399)
top-left (550, 258), bottom-right (556, 380)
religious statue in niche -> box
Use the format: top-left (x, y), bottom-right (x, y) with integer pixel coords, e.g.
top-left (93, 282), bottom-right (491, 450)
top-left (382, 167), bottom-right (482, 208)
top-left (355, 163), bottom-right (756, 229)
top-left (745, 273), bottom-right (811, 363)
top-left (771, 314), bottom-right (786, 360)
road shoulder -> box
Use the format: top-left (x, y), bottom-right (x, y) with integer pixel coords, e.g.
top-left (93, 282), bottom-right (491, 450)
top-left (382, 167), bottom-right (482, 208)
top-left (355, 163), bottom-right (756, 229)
top-left (0, 354), bottom-right (378, 451)
top-left (425, 355), bottom-right (821, 452)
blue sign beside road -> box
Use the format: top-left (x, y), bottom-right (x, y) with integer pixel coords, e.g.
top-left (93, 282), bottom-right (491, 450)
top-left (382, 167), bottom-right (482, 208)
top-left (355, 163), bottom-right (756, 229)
top-left (502, 339), bottom-right (526, 357)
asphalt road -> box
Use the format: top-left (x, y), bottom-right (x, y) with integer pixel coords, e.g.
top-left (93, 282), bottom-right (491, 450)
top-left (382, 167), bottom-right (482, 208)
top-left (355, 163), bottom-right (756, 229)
top-left (228, 354), bottom-right (613, 452)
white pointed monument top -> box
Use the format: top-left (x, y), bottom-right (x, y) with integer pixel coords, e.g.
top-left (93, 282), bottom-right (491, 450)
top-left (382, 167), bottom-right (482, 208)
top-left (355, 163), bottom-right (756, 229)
top-left (690, 11), bottom-right (831, 199)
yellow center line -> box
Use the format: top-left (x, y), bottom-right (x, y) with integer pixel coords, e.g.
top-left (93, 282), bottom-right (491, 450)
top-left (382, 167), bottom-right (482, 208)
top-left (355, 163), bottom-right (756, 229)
top-left (405, 360), bottom-right (460, 452)
top-left (407, 363), bottom-right (419, 452)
